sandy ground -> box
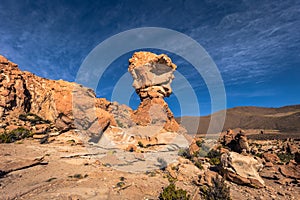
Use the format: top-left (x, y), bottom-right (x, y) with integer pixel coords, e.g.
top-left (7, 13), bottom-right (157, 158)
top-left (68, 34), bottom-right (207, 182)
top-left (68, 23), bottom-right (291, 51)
top-left (0, 139), bottom-right (169, 200)
top-left (1, 133), bottom-right (300, 200)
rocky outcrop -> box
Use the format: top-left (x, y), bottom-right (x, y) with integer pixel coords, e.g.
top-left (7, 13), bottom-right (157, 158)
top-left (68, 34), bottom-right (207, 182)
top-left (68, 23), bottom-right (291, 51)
top-left (0, 54), bottom-right (114, 140)
top-left (221, 151), bottom-right (265, 188)
top-left (262, 153), bottom-right (280, 164)
top-left (222, 130), bottom-right (250, 153)
top-left (279, 161), bottom-right (300, 179)
top-left (128, 52), bottom-right (179, 132)
top-left (166, 157), bottom-right (203, 183)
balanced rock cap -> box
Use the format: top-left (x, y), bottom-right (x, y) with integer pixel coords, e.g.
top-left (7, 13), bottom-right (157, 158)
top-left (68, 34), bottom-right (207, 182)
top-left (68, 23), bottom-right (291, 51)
top-left (128, 51), bottom-right (177, 99)
top-left (128, 51), bottom-right (177, 71)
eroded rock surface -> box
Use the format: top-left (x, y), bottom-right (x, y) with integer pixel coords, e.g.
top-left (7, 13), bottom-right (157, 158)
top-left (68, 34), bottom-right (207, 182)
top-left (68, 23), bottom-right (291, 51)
top-left (0, 54), bottom-right (114, 140)
top-left (221, 151), bottom-right (265, 188)
top-left (128, 52), bottom-right (179, 132)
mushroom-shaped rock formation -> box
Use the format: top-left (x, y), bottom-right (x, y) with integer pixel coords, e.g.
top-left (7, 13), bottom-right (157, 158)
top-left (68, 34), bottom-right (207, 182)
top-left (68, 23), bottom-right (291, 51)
top-left (128, 52), bottom-right (179, 132)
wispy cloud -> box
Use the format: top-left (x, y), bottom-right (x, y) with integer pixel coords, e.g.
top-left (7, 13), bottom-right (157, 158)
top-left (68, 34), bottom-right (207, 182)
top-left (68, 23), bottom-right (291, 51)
top-left (0, 0), bottom-right (299, 115)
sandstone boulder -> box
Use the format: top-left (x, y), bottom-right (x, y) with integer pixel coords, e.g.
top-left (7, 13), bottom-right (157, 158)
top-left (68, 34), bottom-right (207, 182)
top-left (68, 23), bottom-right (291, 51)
top-left (166, 157), bottom-right (203, 183)
top-left (279, 161), bottom-right (300, 179)
top-left (221, 151), bottom-right (265, 188)
top-left (262, 153), bottom-right (280, 164)
top-left (128, 52), bottom-right (176, 99)
top-left (197, 170), bottom-right (222, 187)
top-left (223, 130), bottom-right (250, 153)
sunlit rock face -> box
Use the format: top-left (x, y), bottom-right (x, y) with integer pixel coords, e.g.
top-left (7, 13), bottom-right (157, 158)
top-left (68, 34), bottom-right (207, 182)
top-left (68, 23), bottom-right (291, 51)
top-left (128, 52), bottom-right (179, 132)
top-left (129, 51), bottom-right (176, 99)
top-left (0, 54), bottom-right (115, 137)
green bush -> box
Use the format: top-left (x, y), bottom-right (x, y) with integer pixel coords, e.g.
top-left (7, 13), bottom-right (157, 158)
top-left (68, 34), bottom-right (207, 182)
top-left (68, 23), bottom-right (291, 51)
top-left (277, 153), bottom-right (294, 163)
top-left (116, 119), bottom-right (124, 128)
top-left (206, 149), bottom-right (221, 166)
top-left (200, 176), bottom-right (231, 200)
top-left (68, 174), bottom-right (88, 179)
top-left (196, 140), bottom-right (204, 147)
top-left (178, 148), bottom-right (191, 159)
top-left (159, 183), bottom-right (190, 200)
top-left (254, 153), bottom-right (263, 158)
top-left (194, 161), bottom-right (204, 170)
top-left (195, 148), bottom-right (208, 157)
top-left (0, 127), bottom-right (33, 143)
top-left (138, 141), bottom-right (144, 148)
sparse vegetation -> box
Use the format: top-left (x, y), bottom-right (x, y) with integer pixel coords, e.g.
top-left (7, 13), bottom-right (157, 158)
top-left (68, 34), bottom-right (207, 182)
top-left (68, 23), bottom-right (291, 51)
top-left (200, 176), bottom-right (231, 200)
top-left (116, 119), bottom-right (124, 128)
top-left (254, 153), bottom-right (263, 158)
top-left (277, 152), bottom-right (294, 163)
top-left (67, 139), bottom-right (76, 144)
top-left (46, 177), bottom-right (57, 182)
top-left (206, 149), bottom-right (221, 166)
top-left (157, 157), bottom-right (168, 170)
top-left (178, 148), bottom-right (191, 159)
top-left (194, 161), bottom-right (204, 170)
top-left (196, 140), bottom-right (204, 147)
top-left (116, 181), bottom-right (125, 188)
top-left (68, 174), bottom-right (88, 179)
top-left (195, 148), bottom-right (208, 157)
top-left (0, 127), bottom-right (33, 143)
top-left (146, 170), bottom-right (157, 177)
top-left (138, 141), bottom-right (144, 148)
top-left (159, 182), bottom-right (190, 200)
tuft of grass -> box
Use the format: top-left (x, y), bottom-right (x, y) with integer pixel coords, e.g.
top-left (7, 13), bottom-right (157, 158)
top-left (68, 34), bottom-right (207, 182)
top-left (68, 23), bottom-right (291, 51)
top-left (116, 119), bottom-right (124, 128)
top-left (277, 153), bottom-right (294, 163)
top-left (0, 127), bottom-right (33, 143)
top-left (254, 153), bottom-right (263, 158)
top-left (116, 181), bottom-right (125, 188)
top-left (46, 177), bottom-right (57, 182)
top-left (159, 183), bottom-right (190, 200)
top-left (196, 140), bottom-right (204, 147)
top-left (146, 171), bottom-right (157, 177)
top-left (67, 139), bottom-right (76, 144)
top-left (138, 141), bottom-right (144, 148)
top-left (178, 148), bottom-right (191, 159)
top-left (68, 174), bottom-right (88, 179)
top-left (206, 149), bottom-right (221, 166)
top-left (200, 176), bottom-right (231, 200)
top-left (194, 161), bottom-right (204, 170)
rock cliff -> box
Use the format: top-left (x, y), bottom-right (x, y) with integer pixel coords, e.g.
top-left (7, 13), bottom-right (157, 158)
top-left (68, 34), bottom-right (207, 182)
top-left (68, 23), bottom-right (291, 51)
top-left (0, 54), bottom-right (115, 139)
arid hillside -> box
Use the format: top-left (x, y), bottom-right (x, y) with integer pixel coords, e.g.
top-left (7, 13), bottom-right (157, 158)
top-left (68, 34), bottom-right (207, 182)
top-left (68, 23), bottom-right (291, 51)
top-left (176, 105), bottom-right (300, 134)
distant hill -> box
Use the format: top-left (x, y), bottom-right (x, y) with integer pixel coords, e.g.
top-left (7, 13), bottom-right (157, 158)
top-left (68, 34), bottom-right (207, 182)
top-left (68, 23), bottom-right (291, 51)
top-left (175, 105), bottom-right (300, 134)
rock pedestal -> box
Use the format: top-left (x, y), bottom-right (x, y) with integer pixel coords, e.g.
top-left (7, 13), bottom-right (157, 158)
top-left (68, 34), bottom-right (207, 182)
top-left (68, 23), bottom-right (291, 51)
top-left (128, 52), bottom-right (179, 132)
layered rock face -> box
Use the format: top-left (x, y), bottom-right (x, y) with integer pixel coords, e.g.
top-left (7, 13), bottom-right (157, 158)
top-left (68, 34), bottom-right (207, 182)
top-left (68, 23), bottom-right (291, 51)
top-left (128, 52), bottom-right (179, 132)
top-left (0, 54), bottom-right (114, 138)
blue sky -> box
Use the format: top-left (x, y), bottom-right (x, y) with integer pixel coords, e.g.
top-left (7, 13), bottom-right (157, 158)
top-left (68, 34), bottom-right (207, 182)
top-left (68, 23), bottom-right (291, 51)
top-left (0, 0), bottom-right (299, 116)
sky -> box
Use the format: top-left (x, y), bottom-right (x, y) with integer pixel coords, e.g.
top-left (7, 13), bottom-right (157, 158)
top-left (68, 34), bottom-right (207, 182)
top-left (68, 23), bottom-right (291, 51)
top-left (0, 0), bottom-right (299, 116)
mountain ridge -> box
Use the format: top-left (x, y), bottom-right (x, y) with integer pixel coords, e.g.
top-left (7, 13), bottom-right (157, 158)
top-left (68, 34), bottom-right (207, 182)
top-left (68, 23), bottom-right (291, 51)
top-left (176, 104), bottom-right (300, 134)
